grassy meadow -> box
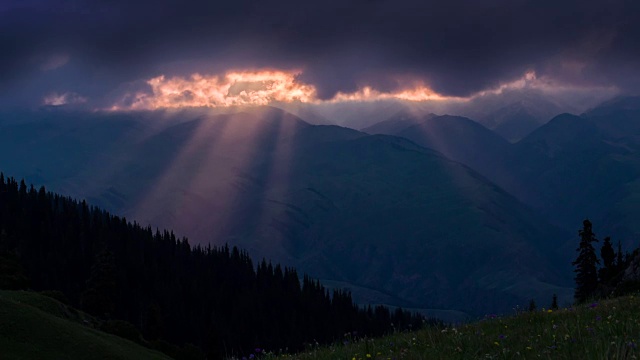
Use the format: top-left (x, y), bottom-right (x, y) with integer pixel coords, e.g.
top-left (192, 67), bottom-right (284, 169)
top-left (247, 294), bottom-right (640, 360)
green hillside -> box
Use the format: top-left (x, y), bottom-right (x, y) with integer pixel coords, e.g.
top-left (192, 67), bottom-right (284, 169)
top-left (262, 294), bottom-right (640, 360)
top-left (0, 290), bottom-right (172, 360)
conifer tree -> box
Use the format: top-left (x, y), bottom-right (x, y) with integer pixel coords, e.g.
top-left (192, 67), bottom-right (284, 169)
top-left (550, 294), bottom-right (558, 310)
top-left (528, 299), bottom-right (536, 312)
top-left (599, 236), bottom-right (616, 284)
top-left (617, 240), bottom-right (624, 271)
top-left (573, 219), bottom-right (600, 303)
top-left (81, 248), bottom-right (117, 318)
top-left (0, 253), bottom-right (30, 290)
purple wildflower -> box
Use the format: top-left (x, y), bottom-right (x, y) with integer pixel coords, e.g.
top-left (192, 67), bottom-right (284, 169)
top-left (595, 315), bottom-right (602, 321)
top-left (499, 334), bottom-right (506, 339)
top-left (255, 348), bottom-right (261, 353)
top-left (589, 302), bottom-right (598, 308)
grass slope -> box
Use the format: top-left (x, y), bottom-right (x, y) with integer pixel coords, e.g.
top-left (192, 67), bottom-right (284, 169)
top-left (0, 290), bottom-right (172, 360)
top-left (261, 294), bottom-right (640, 360)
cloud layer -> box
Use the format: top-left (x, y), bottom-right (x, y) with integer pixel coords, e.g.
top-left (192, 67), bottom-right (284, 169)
top-left (1, 0), bottom-right (639, 108)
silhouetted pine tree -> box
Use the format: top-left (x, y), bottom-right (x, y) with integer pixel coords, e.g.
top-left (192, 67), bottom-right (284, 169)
top-left (81, 247), bottom-right (117, 318)
top-left (599, 236), bottom-right (616, 285)
top-left (550, 294), bottom-right (558, 310)
top-left (0, 252), bottom-right (30, 290)
top-left (573, 219), bottom-right (600, 303)
top-left (528, 299), bottom-right (536, 312)
top-left (617, 240), bottom-right (624, 272)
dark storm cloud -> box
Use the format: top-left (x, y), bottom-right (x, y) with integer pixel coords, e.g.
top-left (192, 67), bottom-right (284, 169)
top-left (1, 0), bottom-right (639, 104)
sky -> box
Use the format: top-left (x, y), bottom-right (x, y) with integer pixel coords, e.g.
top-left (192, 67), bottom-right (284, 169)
top-left (1, 0), bottom-right (639, 111)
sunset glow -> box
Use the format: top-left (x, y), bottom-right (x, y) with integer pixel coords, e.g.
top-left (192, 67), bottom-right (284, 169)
top-left (111, 70), bottom-right (459, 110)
top-left (108, 69), bottom-right (618, 111)
top-left (329, 86), bottom-right (452, 102)
top-left (116, 71), bottom-right (316, 110)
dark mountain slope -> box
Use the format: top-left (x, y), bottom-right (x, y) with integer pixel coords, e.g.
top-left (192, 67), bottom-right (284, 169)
top-left (0, 107), bottom-right (572, 316)
top-left (362, 114), bottom-right (513, 186)
top-left (507, 111), bottom-right (640, 249)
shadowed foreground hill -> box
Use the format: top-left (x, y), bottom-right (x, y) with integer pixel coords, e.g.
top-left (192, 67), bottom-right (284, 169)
top-left (0, 290), bottom-right (171, 360)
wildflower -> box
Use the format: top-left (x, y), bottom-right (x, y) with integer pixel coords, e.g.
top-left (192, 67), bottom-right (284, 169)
top-left (366, 354), bottom-right (372, 358)
top-left (628, 341), bottom-right (637, 349)
top-left (494, 342), bottom-right (500, 346)
top-left (249, 355), bottom-right (255, 360)
top-left (526, 346), bottom-right (532, 350)
top-left (255, 348), bottom-right (262, 353)
top-left (499, 334), bottom-right (506, 339)
top-left (547, 309), bottom-right (553, 313)
top-left (589, 302), bottom-right (598, 308)
top-left (596, 315), bottom-right (602, 321)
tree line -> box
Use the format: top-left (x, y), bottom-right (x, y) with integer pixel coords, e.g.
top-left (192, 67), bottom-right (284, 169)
top-left (573, 219), bottom-right (639, 303)
top-left (0, 174), bottom-right (432, 359)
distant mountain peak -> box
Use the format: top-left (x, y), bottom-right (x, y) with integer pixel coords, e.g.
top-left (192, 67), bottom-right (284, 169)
top-left (478, 98), bottom-right (564, 142)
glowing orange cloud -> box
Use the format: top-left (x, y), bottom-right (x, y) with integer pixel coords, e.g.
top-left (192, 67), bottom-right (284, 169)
top-left (116, 71), bottom-right (317, 110)
top-left (330, 86), bottom-right (452, 102)
top-left (110, 70), bottom-right (457, 110)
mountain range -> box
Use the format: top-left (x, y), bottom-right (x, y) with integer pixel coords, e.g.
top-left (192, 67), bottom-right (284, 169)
top-left (2, 97), bottom-right (640, 319)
